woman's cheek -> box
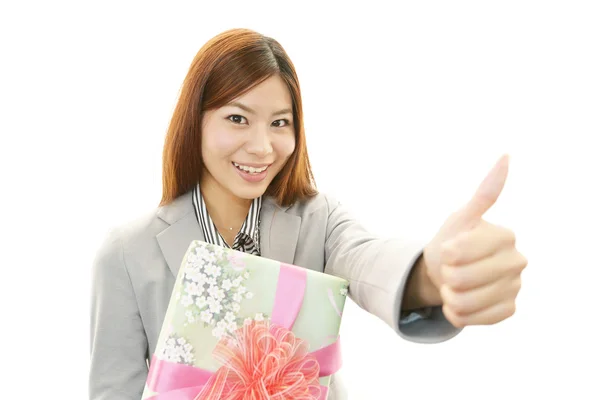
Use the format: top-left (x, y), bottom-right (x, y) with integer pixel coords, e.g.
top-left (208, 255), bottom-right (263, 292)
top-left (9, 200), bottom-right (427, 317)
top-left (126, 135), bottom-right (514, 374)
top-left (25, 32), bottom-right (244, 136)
top-left (277, 134), bottom-right (296, 159)
top-left (211, 130), bottom-right (243, 154)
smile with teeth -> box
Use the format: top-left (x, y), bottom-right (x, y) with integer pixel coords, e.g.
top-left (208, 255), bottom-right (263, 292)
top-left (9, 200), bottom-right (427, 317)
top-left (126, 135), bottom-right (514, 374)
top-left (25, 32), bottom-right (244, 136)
top-left (233, 162), bottom-right (269, 174)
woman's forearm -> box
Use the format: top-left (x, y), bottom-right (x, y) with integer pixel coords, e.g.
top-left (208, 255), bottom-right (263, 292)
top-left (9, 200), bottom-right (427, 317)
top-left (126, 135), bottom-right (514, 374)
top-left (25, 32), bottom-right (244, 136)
top-left (402, 254), bottom-right (443, 311)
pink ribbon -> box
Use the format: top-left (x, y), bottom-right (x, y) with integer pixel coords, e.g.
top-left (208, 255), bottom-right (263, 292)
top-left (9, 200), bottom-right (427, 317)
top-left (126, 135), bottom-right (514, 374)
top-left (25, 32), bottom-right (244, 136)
top-left (146, 263), bottom-right (343, 399)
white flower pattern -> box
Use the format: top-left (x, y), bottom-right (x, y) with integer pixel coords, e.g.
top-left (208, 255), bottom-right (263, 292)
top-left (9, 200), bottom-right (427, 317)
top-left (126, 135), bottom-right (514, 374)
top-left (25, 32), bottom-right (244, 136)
top-left (177, 242), bottom-right (269, 339)
top-left (158, 333), bottom-right (195, 366)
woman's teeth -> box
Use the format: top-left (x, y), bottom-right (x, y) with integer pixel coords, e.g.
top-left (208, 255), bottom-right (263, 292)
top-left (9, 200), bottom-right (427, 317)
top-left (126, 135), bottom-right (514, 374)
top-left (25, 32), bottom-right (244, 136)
top-left (233, 162), bottom-right (268, 174)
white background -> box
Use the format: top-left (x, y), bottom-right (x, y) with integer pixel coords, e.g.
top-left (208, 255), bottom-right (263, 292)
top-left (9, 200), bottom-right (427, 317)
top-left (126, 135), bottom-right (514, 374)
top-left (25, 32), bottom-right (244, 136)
top-left (1, 1), bottom-right (599, 399)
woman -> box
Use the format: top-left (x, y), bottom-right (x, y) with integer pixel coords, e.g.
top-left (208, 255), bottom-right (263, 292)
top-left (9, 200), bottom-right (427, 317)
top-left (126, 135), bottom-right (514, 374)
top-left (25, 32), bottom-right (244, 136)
top-left (89, 28), bottom-right (527, 400)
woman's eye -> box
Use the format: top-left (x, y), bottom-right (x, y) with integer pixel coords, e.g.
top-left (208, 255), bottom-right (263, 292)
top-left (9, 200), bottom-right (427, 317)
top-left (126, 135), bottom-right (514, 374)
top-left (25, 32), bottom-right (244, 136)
top-left (272, 119), bottom-right (290, 128)
top-left (227, 115), bottom-right (247, 125)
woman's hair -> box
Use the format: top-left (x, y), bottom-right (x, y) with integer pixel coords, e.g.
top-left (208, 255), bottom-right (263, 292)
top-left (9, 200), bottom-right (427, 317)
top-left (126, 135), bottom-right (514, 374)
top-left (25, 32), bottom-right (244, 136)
top-left (160, 28), bottom-right (317, 207)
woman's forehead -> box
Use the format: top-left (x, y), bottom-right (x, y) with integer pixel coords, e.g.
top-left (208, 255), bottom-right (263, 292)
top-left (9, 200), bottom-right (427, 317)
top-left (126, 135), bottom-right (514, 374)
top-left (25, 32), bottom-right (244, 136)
top-left (228, 76), bottom-right (292, 110)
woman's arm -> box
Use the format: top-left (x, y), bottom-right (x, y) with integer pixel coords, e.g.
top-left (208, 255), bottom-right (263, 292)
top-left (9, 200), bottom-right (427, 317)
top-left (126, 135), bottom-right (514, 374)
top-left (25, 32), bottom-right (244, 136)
top-left (323, 195), bottom-right (461, 343)
top-left (401, 254), bottom-right (442, 311)
top-left (89, 228), bottom-right (149, 400)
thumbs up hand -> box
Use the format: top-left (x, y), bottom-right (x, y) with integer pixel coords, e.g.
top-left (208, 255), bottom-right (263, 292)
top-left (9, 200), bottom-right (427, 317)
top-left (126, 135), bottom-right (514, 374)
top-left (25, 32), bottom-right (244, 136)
top-left (423, 155), bottom-right (528, 328)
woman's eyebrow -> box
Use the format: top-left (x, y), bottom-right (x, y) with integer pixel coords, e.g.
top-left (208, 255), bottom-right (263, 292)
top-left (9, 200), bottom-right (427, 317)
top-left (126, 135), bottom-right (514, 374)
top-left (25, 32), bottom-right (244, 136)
top-left (228, 101), bottom-right (292, 117)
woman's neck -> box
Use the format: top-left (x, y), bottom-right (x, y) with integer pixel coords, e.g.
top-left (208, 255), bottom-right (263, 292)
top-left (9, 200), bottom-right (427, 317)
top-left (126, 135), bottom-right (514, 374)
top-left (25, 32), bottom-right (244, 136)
top-left (200, 178), bottom-right (252, 234)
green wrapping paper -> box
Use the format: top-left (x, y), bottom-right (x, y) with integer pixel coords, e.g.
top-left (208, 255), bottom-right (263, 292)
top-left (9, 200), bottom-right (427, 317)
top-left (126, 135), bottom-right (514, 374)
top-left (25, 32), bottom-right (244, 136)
top-left (142, 240), bottom-right (349, 399)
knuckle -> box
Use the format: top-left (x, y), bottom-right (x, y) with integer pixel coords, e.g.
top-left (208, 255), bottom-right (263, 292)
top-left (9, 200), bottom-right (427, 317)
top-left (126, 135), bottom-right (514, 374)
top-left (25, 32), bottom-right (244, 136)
top-left (451, 319), bottom-right (465, 329)
top-left (513, 277), bottom-right (522, 293)
top-left (519, 253), bottom-right (529, 269)
top-left (443, 291), bottom-right (470, 316)
top-left (441, 264), bottom-right (468, 290)
top-left (440, 264), bottom-right (454, 283)
top-left (513, 252), bottom-right (528, 272)
top-left (503, 228), bottom-right (517, 246)
top-left (449, 274), bottom-right (468, 291)
top-left (440, 284), bottom-right (454, 304)
top-left (440, 245), bottom-right (459, 265)
top-left (454, 304), bottom-right (471, 316)
top-left (443, 305), bottom-right (465, 328)
top-left (506, 301), bottom-right (517, 317)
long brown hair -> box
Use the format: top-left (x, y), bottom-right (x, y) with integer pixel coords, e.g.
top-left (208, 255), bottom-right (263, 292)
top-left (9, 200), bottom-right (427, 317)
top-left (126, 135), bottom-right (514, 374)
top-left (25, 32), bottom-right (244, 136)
top-left (160, 28), bottom-right (317, 207)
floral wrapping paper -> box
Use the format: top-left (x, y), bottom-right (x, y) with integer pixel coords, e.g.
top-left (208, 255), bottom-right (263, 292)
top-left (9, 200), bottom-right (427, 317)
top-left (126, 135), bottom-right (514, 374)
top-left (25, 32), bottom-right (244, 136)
top-left (142, 240), bottom-right (349, 399)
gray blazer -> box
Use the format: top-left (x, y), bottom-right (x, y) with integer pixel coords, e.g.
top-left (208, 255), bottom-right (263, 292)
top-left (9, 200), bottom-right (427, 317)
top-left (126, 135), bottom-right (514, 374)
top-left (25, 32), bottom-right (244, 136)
top-left (89, 190), bottom-right (460, 400)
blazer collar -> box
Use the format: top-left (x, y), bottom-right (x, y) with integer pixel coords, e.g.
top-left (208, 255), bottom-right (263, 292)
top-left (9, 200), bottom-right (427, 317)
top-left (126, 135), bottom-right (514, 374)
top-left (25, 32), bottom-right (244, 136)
top-left (155, 190), bottom-right (301, 277)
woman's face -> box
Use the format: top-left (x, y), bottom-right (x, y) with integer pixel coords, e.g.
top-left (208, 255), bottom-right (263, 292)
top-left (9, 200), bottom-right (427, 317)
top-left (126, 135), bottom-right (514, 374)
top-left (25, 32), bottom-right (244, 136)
top-left (200, 75), bottom-right (296, 201)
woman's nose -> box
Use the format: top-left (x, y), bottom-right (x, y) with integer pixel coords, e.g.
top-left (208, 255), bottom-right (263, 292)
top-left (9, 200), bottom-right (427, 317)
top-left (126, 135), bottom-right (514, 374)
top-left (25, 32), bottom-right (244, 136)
top-left (245, 127), bottom-right (273, 157)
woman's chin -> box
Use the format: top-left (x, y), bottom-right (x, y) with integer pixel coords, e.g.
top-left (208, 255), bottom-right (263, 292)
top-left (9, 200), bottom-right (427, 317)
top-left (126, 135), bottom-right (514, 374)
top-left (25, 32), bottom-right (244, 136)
top-left (229, 183), bottom-right (269, 201)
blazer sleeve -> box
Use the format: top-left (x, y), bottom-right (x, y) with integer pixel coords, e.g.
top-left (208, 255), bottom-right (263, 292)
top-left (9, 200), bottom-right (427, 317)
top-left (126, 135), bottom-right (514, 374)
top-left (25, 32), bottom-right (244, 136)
top-left (322, 196), bottom-right (461, 343)
top-left (89, 228), bottom-right (149, 399)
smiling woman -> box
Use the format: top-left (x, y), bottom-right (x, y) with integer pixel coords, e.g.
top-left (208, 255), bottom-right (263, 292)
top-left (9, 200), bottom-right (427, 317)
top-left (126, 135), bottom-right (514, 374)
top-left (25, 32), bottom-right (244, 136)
top-left (201, 76), bottom-right (297, 204)
top-left (160, 30), bottom-right (316, 210)
top-left (89, 28), bottom-right (527, 400)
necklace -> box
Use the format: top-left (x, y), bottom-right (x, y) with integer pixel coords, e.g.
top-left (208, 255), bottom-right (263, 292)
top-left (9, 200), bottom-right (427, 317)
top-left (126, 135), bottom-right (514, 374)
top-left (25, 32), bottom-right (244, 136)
top-left (215, 222), bottom-right (239, 232)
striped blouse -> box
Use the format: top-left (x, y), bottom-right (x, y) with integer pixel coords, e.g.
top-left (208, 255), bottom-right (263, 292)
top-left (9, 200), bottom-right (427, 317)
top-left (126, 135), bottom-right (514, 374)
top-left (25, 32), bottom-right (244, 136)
top-left (192, 184), bottom-right (262, 255)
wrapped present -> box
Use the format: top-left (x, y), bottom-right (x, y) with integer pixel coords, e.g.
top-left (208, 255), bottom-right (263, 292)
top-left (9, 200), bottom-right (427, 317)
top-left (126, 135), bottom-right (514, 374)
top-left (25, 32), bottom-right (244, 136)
top-left (142, 240), bottom-right (349, 400)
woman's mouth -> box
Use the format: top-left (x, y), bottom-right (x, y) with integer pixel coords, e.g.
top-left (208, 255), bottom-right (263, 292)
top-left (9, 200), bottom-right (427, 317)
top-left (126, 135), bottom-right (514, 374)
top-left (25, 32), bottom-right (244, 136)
top-left (232, 162), bottom-right (271, 183)
top-left (232, 162), bottom-right (270, 174)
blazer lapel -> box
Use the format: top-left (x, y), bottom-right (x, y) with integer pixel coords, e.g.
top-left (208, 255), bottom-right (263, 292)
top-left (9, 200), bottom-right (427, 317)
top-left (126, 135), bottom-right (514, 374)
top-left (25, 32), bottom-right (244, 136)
top-left (260, 197), bottom-right (301, 264)
top-left (155, 191), bottom-right (301, 277)
top-left (155, 191), bottom-right (205, 278)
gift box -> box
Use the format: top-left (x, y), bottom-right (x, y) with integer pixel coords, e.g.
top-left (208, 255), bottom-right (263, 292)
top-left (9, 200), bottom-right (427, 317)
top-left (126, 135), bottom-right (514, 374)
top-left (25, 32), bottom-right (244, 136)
top-left (142, 240), bottom-right (349, 400)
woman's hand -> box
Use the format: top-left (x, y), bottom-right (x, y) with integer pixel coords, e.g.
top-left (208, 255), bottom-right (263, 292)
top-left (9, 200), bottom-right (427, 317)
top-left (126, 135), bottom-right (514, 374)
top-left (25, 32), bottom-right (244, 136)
top-left (423, 155), bottom-right (528, 328)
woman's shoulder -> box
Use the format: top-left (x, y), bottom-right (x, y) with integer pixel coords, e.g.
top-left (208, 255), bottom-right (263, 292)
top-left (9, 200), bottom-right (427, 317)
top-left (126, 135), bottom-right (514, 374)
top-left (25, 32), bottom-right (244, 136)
top-left (277, 191), bottom-right (342, 217)
top-left (92, 191), bottom-right (194, 275)
top-left (107, 190), bottom-right (194, 243)
top-left (96, 195), bottom-right (188, 256)
top-left (97, 209), bottom-right (166, 254)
